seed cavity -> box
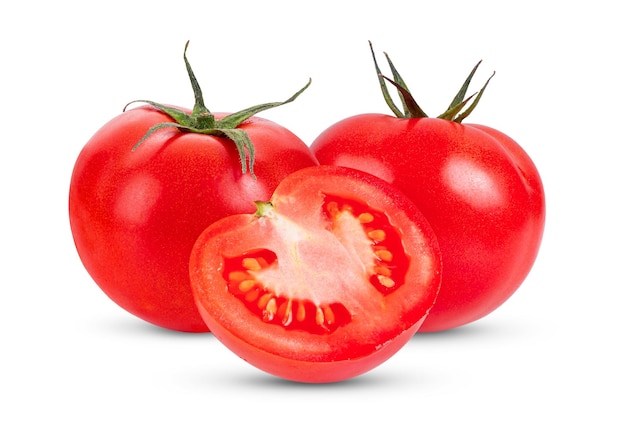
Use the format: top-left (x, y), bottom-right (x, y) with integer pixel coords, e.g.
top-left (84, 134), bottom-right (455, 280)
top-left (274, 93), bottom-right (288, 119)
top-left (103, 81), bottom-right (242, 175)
top-left (223, 249), bottom-right (350, 334)
top-left (222, 194), bottom-right (409, 334)
top-left (324, 196), bottom-right (406, 294)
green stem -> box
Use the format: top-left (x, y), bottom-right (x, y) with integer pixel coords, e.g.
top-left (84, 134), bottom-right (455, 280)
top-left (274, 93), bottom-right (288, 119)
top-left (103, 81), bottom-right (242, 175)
top-left (125, 41), bottom-right (311, 178)
top-left (369, 42), bottom-right (494, 122)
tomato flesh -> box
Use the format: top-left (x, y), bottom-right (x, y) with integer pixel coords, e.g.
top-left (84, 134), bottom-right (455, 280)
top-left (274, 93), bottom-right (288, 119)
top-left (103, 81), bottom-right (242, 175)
top-left (222, 194), bottom-right (410, 335)
top-left (189, 165), bottom-right (441, 382)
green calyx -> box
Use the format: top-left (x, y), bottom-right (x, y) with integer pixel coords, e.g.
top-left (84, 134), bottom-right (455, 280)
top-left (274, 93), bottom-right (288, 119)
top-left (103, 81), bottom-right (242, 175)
top-left (124, 41), bottom-right (311, 177)
top-left (369, 41), bottom-right (495, 122)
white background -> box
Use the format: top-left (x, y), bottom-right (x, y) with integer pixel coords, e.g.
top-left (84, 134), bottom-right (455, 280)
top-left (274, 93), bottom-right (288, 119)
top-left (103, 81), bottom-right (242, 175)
top-left (2, 1), bottom-right (624, 425)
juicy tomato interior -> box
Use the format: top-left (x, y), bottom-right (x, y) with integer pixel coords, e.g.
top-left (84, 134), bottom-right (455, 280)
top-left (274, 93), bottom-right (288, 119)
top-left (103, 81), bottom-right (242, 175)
top-left (222, 194), bottom-right (410, 335)
top-left (224, 248), bottom-right (352, 334)
top-left (190, 165), bottom-right (441, 383)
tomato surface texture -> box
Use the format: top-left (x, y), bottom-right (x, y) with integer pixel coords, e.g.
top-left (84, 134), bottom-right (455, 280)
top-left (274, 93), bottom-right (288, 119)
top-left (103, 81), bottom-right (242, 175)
top-left (311, 115), bottom-right (545, 332)
top-left (189, 166), bottom-right (442, 382)
top-left (69, 106), bottom-right (317, 332)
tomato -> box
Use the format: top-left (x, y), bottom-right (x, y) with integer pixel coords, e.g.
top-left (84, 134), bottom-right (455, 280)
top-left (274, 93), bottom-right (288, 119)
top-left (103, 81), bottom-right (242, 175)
top-left (310, 44), bottom-right (545, 332)
top-left (189, 165), bottom-right (442, 382)
top-left (69, 42), bottom-right (318, 332)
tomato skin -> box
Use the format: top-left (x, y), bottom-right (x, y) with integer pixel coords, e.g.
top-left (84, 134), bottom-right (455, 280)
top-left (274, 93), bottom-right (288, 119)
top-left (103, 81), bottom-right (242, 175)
top-left (205, 309), bottom-right (419, 383)
top-left (69, 105), bottom-right (318, 332)
top-left (189, 166), bottom-right (442, 382)
top-left (311, 114), bottom-right (545, 332)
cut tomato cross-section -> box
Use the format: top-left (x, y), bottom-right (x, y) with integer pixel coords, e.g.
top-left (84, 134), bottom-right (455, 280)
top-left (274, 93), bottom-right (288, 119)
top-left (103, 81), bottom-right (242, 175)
top-left (189, 165), bottom-right (442, 383)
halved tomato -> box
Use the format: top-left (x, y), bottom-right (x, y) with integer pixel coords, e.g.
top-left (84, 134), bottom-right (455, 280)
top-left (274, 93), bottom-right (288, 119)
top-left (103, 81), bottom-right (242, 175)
top-left (189, 165), bottom-right (442, 383)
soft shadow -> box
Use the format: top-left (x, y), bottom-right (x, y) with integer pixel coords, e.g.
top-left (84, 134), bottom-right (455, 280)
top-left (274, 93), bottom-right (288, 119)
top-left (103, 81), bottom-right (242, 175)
top-left (208, 368), bottom-right (418, 390)
top-left (199, 357), bottom-right (434, 391)
top-left (411, 318), bottom-right (525, 342)
top-left (413, 323), bottom-right (488, 340)
top-left (93, 315), bottom-right (213, 340)
top-left (230, 370), bottom-right (397, 389)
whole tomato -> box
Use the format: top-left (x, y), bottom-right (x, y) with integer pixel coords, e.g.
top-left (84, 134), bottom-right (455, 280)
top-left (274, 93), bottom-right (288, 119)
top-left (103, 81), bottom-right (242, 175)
top-left (311, 43), bottom-right (545, 332)
top-left (189, 166), bottom-right (442, 382)
top-left (69, 42), bottom-right (318, 332)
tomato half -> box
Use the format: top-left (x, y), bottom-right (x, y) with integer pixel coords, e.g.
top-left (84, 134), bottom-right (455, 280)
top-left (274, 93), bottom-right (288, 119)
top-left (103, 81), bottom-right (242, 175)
top-left (311, 115), bottom-right (545, 332)
top-left (189, 165), bottom-right (441, 382)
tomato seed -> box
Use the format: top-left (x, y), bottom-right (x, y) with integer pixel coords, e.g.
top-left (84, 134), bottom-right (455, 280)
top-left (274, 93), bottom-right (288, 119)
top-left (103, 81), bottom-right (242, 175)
top-left (326, 201), bottom-right (339, 215)
top-left (315, 307), bottom-right (325, 326)
top-left (375, 265), bottom-right (392, 277)
top-left (377, 275), bottom-right (396, 288)
top-left (242, 257), bottom-right (262, 271)
top-left (375, 249), bottom-right (393, 262)
top-left (238, 279), bottom-right (256, 292)
top-left (278, 299), bottom-right (293, 327)
top-left (367, 229), bottom-right (386, 242)
top-left (358, 212), bottom-right (375, 224)
top-left (257, 292), bottom-right (273, 309)
top-left (263, 298), bottom-right (277, 322)
top-left (296, 301), bottom-right (306, 322)
top-left (323, 306), bottom-right (335, 326)
top-left (228, 271), bottom-right (250, 282)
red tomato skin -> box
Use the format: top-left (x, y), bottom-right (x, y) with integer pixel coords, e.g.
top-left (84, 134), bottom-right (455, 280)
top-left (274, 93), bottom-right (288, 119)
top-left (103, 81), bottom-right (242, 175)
top-left (69, 105), bottom-right (318, 332)
top-left (189, 166), bottom-right (442, 382)
top-left (201, 301), bottom-right (421, 383)
top-left (311, 114), bottom-right (546, 332)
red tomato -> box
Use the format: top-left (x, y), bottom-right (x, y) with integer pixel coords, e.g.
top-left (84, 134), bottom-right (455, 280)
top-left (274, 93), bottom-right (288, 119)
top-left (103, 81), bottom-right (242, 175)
top-left (310, 45), bottom-right (545, 332)
top-left (69, 43), bottom-right (318, 332)
top-left (189, 166), bottom-right (442, 382)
